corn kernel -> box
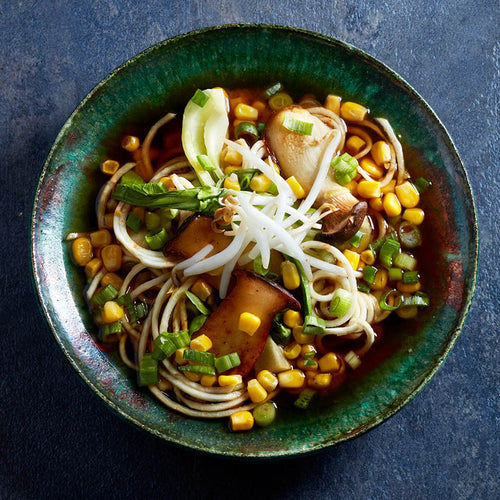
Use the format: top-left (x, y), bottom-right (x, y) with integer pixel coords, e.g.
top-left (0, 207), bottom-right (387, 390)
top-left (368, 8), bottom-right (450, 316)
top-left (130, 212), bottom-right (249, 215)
top-left (396, 305), bottom-right (418, 319)
top-left (200, 374), bottom-right (217, 387)
top-left (190, 334), bottom-right (213, 352)
top-left (369, 196), bottom-right (384, 212)
top-left (297, 358), bottom-right (318, 371)
top-left (370, 268), bottom-right (388, 291)
top-left (72, 237), bottom-right (93, 266)
top-left (234, 103), bottom-right (259, 121)
top-left (230, 410), bottom-right (254, 431)
top-left (360, 157), bottom-right (384, 179)
top-left (224, 148), bottom-right (243, 166)
top-left (184, 371), bottom-right (201, 382)
top-left (101, 244), bottom-right (122, 272)
top-left (360, 249), bottom-right (376, 265)
top-left (397, 281), bottom-right (421, 293)
top-left (223, 173), bottom-right (241, 191)
top-left (318, 352), bottom-right (341, 372)
top-left (324, 94), bottom-right (342, 115)
top-left (175, 348), bottom-right (188, 365)
top-left (104, 213), bottom-right (114, 229)
top-left (301, 344), bottom-right (317, 357)
top-left (101, 272), bottom-right (124, 291)
top-left (381, 180), bottom-right (396, 194)
top-left (371, 141), bottom-right (392, 165)
top-left (157, 379), bottom-right (172, 391)
top-left (278, 369), bottom-right (306, 389)
top-left (292, 326), bottom-right (310, 345)
top-left (121, 135), bottom-right (140, 152)
top-left (257, 370), bottom-right (278, 392)
top-left (284, 342), bottom-right (301, 359)
top-left (403, 208), bottom-right (425, 225)
top-left (344, 180), bottom-right (358, 196)
top-left (307, 372), bottom-right (332, 390)
top-left (357, 180), bottom-right (381, 199)
top-left (101, 159), bottom-right (119, 175)
top-left (383, 192), bottom-right (402, 217)
top-left (132, 206), bottom-right (145, 222)
top-left (252, 100), bottom-right (267, 114)
top-left (286, 176), bottom-right (306, 199)
top-left (90, 229), bottom-right (112, 248)
top-left (229, 96), bottom-right (246, 110)
top-left (159, 176), bottom-right (176, 190)
top-left (283, 310), bottom-right (302, 328)
top-left (281, 261), bottom-right (301, 290)
top-left (395, 181), bottom-right (420, 208)
top-left (346, 135), bottom-right (366, 155)
top-left (238, 312), bottom-right (261, 336)
top-left (247, 379), bottom-right (268, 403)
top-left (357, 261), bottom-right (366, 272)
top-left (250, 174), bottom-right (272, 193)
top-left (191, 278), bottom-right (212, 301)
top-left (102, 301), bottom-right (124, 324)
top-left (340, 101), bottom-right (368, 122)
top-left (343, 249), bottom-right (361, 270)
top-left (219, 374), bottom-right (243, 387)
top-left (85, 257), bottom-right (102, 279)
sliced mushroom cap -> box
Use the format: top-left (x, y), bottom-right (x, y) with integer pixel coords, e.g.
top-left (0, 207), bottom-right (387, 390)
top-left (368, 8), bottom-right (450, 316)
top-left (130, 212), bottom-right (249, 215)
top-left (265, 105), bottom-right (367, 241)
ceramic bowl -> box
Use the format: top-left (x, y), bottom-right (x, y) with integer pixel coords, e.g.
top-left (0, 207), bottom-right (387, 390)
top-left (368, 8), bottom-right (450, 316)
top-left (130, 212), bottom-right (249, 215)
top-left (31, 24), bottom-right (478, 458)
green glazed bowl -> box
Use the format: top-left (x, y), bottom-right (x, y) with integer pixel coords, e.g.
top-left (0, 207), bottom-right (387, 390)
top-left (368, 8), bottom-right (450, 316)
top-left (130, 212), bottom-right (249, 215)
top-left (31, 24), bottom-right (478, 458)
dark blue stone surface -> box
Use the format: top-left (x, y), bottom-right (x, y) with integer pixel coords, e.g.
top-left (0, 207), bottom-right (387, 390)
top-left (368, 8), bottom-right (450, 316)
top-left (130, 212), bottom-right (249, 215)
top-left (1, 1), bottom-right (497, 498)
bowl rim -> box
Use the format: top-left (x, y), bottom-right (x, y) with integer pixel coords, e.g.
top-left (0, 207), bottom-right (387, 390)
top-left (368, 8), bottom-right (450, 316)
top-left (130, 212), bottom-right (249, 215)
top-left (30, 23), bottom-right (479, 458)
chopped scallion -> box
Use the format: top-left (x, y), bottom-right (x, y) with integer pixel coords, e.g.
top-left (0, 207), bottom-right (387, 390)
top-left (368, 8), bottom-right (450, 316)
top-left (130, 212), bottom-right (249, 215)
top-left (92, 284), bottom-right (118, 307)
top-left (379, 238), bottom-right (401, 268)
top-left (403, 291), bottom-right (430, 307)
top-left (263, 82), bottom-right (284, 98)
top-left (145, 211), bottom-right (161, 231)
top-left (363, 265), bottom-right (378, 285)
top-left (253, 402), bottom-right (276, 427)
top-left (271, 313), bottom-right (292, 345)
top-left (393, 252), bottom-right (417, 271)
top-left (178, 364), bottom-right (216, 376)
top-left (235, 122), bottom-right (259, 140)
top-left (100, 321), bottom-right (122, 342)
top-left (329, 289), bottom-right (353, 318)
top-left (282, 114), bottom-right (314, 135)
top-left (357, 281), bottom-right (371, 293)
top-left (185, 290), bottom-right (211, 316)
top-left (197, 154), bottom-right (217, 172)
top-left (302, 315), bottom-right (326, 335)
top-left (331, 153), bottom-right (359, 186)
top-left (214, 352), bottom-right (241, 373)
top-left (138, 354), bottom-right (158, 386)
top-left (189, 314), bottom-right (208, 334)
top-left (349, 231), bottom-right (363, 248)
top-left (402, 271), bottom-right (419, 284)
top-left (388, 267), bottom-right (403, 281)
top-left (145, 227), bottom-right (169, 250)
top-left (379, 289), bottom-right (402, 311)
top-left (168, 330), bottom-right (191, 349)
top-left (191, 89), bottom-right (210, 107)
top-left (414, 176), bottom-right (431, 193)
top-left (294, 388), bottom-right (316, 410)
top-left (398, 221), bottom-right (422, 249)
top-left (183, 349), bottom-right (215, 366)
top-left (152, 334), bottom-right (177, 360)
top-left (126, 212), bottom-right (142, 233)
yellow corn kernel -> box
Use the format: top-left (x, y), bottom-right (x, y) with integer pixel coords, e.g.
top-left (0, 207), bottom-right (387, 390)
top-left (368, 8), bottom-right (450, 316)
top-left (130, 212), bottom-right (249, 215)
top-left (159, 176), bottom-right (176, 190)
top-left (283, 310), bottom-right (302, 328)
top-left (121, 135), bottom-right (140, 152)
top-left (102, 301), bottom-right (124, 324)
top-left (278, 369), bottom-right (306, 389)
top-left (191, 278), bottom-right (212, 301)
top-left (190, 334), bottom-right (213, 352)
top-left (101, 272), bottom-right (124, 290)
top-left (101, 244), bottom-right (122, 272)
top-left (284, 342), bottom-right (302, 359)
top-left (224, 148), bottom-right (243, 166)
top-left (381, 179), bottom-right (396, 195)
top-left (357, 261), bottom-right (366, 272)
top-left (318, 352), bottom-right (341, 373)
top-left (286, 176), bottom-right (306, 199)
top-left (297, 358), bottom-right (318, 371)
top-left (85, 258), bottom-right (102, 279)
top-left (345, 180), bottom-right (358, 196)
top-left (292, 326), bottom-right (310, 345)
top-left (207, 266), bottom-right (224, 277)
top-left (383, 192), bottom-right (402, 217)
top-left (104, 213), bottom-right (114, 229)
top-left (229, 96), bottom-right (246, 110)
top-left (403, 208), bottom-right (425, 225)
top-left (238, 312), bottom-right (261, 336)
top-left (301, 344), bottom-right (317, 357)
top-left (340, 101), bottom-right (368, 122)
top-left (346, 135), bottom-right (366, 155)
top-left (324, 94), bottom-right (342, 115)
top-left (369, 196), bottom-right (384, 212)
top-left (281, 260), bottom-right (301, 290)
top-left (265, 156), bottom-right (280, 174)
top-left (307, 372), bottom-right (332, 390)
top-left (234, 103), bottom-right (259, 121)
top-left (184, 371), bottom-right (201, 382)
top-left (157, 378), bottom-right (172, 391)
top-left (257, 370), bottom-right (278, 392)
top-left (101, 159), bottom-right (119, 175)
top-left (132, 206), bottom-right (146, 222)
top-left (247, 379), bottom-right (268, 403)
top-left (72, 237), bottom-right (93, 266)
top-left (357, 180), bottom-right (381, 199)
top-left (360, 249), bottom-right (376, 265)
top-left (397, 281), bottom-right (421, 293)
top-left (371, 141), bottom-right (392, 165)
top-left (250, 174), bottom-right (272, 193)
top-left (219, 374), bottom-right (243, 387)
top-left (396, 305), bottom-right (418, 319)
top-left (175, 348), bottom-right (188, 365)
top-left (343, 249), bottom-right (361, 270)
top-left (223, 173), bottom-right (241, 191)
top-left (370, 268), bottom-right (388, 291)
top-left (230, 410), bottom-right (254, 431)
top-left (360, 157), bottom-right (384, 179)
top-left (395, 181), bottom-right (420, 208)
top-left (90, 229), bottom-right (112, 248)
top-left (252, 100), bottom-right (267, 114)
top-left (200, 374), bottom-right (217, 387)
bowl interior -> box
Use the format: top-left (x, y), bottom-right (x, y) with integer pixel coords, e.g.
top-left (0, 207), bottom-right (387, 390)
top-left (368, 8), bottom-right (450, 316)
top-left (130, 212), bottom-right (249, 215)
top-left (31, 24), bottom-right (477, 458)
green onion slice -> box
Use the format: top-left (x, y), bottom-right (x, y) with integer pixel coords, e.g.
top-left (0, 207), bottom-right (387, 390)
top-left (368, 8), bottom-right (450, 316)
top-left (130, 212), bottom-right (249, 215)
top-left (190, 89), bottom-right (210, 107)
top-left (145, 227), bottom-right (169, 250)
top-left (349, 230), bottom-right (363, 248)
top-left (379, 238), bottom-right (401, 268)
top-left (331, 153), bottom-right (359, 185)
top-left (235, 122), bottom-right (259, 140)
top-left (92, 284), bottom-right (118, 307)
top-left (185, 290), bottom-right (211, 316)
top-left (393, 252), bottom-right (417, 271)
top-left (329, 289), bottom-right (353, 318)
top-left (398, 221), bottom-right (422, 249)
top-left (414, 176), bottom-right (431, 193)
top-left (145, 211), bottom-right (161, 231)
top-left (379, 289), bottom-right (402, 311)
top-left (197, 154), bottom-right (217, 172)
top-left (357, 281), bottom-right (371, 293)
top-left (138, 354), bottom-right (158, 386)
top-left (271, 313), bottom-right (292, 345)
top-left (302, 315), bottom-right (326, 335)
top-left (388, 267), bottom-right (403, 281)
top-left (282, 113), bottom-right (314, 135)
top-left (403, 291), bottom-right (430, 307)
top-left (402, 271), bottom-right (419, 284)
top-left (363, 265), bottom-right (378, 285)
top-left (253, 402), bottom-right (277, 427)
top-left (189, 314), bottom-right (208, 335)
top-left (119, 170), bottom-right (145, 186)
top-left (214, 352), bottom-right (241, 373)
top-left (164, 330), bottom-right (191, 349)
top-left (126, 212), bottom-right (142, 233)
top-left (264, 82), bottom-right (284, 98)
top-left (178, 364), bottom-right (216, 376)
top-left (152, 334), bottom-right (177, 360)
top-left (269, 92), bottom-right (293, 111)
top-left (294, 388), bottom-right (316, 410)
top-left (183, 349), bottom-right (215, 366)
top-left (100, 321), bottom-right (122, 342)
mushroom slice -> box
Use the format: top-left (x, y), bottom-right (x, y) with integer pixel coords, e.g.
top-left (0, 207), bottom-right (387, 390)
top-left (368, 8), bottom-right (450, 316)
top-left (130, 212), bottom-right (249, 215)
top-left (265, 105), bottom-right (367, 241)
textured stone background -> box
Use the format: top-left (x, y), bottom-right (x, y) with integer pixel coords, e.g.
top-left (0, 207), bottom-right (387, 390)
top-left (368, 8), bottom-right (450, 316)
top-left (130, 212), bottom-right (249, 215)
top-left (1, 1), bottom-right (498, 498)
